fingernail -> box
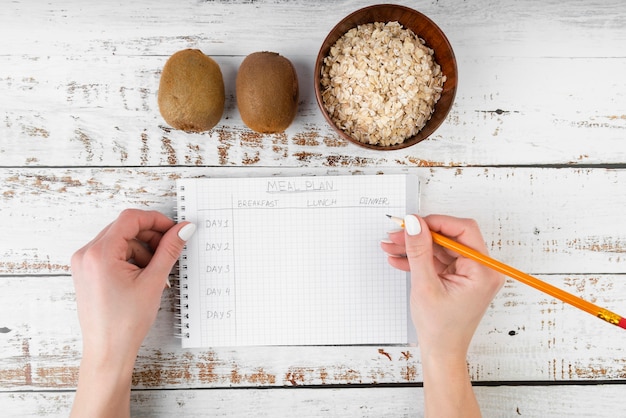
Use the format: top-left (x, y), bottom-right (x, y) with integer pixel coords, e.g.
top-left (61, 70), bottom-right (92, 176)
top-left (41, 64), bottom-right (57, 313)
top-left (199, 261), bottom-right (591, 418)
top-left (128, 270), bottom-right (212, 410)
top-left (404, 215), bottom-right (422, 236)
top-left (166, 278), bottom-right (172, 288)
top-left (387, 253), bottom-right (407, 258)
top-left (178, 223), bottom-right (197, 241)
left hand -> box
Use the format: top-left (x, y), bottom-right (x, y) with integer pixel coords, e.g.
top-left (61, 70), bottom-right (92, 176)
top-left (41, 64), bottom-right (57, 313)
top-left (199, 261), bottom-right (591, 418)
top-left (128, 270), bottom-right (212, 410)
top-left (71, 209), bottom-right (194, 365)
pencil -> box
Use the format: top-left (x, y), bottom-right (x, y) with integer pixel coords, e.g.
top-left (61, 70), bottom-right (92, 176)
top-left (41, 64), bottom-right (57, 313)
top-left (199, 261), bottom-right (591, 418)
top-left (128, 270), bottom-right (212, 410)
top-left (386, 215), bottom-right (626, 330)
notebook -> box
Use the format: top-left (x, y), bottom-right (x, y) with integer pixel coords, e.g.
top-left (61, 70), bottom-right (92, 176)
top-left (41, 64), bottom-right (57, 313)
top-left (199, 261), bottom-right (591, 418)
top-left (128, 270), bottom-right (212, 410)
top-left (176, 174), bottom-right (418, 347)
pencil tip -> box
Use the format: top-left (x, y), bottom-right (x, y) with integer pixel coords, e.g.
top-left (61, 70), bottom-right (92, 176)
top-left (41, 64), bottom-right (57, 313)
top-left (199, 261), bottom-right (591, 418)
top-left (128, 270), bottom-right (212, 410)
top-left (385, 214), bottom-right (391, 218)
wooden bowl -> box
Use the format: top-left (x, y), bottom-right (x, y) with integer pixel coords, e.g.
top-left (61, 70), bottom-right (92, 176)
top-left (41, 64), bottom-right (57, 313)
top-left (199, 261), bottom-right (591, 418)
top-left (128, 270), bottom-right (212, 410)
top-left (314, 4), bottom-right (457, 150)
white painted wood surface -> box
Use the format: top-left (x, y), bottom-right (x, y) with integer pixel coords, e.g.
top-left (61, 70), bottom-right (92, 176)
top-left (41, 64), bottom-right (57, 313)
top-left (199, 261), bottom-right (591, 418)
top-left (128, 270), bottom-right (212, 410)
top-left (2, 0), bottom-right (626, 416)
top-left (3, 385), bottom-right (626, 417)
top-left (1, 0), bottom-right (625, 168)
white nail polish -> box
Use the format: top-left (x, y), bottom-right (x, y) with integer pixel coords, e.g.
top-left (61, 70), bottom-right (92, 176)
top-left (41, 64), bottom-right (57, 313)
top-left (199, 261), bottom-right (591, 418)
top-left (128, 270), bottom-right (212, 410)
top-left (166, 278), bottom-right (172, 288)
top-left (178, 223), bottom-right (197, 241)
top-left (404, 215), bottom-right (421, 236)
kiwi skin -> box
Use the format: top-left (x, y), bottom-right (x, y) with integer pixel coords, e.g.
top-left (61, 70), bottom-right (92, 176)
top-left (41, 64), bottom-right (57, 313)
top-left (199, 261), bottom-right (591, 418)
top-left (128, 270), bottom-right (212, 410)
top-left (158, 49), bottom-right (225, 132)
top-left (236, 51), bottom-right (299, 133)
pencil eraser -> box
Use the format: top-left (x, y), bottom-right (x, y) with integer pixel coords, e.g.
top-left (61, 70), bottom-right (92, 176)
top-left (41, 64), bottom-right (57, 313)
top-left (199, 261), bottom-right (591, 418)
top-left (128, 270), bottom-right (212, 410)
top-left (618, 317), bottom-right (626, 330)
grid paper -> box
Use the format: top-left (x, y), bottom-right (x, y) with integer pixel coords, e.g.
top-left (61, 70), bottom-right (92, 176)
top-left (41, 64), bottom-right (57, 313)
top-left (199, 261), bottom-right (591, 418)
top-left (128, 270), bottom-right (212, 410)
top-left (177, 174), bottom-right (418, 347)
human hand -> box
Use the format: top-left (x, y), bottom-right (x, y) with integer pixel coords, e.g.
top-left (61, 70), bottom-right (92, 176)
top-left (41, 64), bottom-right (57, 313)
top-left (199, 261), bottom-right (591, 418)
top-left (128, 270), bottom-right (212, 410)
top-left (71, 209), bottom-right (196, 364)
top-left (381, 214), bottom-right (502, 417)
top-left (70, 209), bottom-right (196, 418)
top-left (381, 214), bottom-right (504, 359)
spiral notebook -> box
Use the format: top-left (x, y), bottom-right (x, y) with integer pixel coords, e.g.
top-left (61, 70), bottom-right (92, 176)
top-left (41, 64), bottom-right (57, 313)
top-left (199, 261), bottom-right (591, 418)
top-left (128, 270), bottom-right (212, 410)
top-left (176, 174), bottom-right (418, 347)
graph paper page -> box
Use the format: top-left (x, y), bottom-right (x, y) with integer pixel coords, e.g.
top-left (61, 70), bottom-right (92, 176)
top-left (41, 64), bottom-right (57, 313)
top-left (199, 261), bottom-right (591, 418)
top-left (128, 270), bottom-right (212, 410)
top-left (177, 174), bottom-right (418, 347)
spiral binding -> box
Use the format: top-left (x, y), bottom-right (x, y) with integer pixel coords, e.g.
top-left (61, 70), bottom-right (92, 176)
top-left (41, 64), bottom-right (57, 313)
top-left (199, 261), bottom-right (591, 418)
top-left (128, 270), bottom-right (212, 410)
top-left (174, 183), bottom-right (190, 339)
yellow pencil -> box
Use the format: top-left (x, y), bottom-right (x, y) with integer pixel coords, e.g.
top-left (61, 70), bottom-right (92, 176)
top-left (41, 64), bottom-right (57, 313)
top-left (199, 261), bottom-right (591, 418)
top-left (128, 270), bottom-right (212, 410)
top-left (386, 215), bottom-right (626, 330)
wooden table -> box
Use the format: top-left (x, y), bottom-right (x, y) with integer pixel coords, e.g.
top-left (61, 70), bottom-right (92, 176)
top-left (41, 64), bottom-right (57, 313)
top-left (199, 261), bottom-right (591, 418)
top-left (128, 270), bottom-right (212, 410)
top-left (2, 0), bottom-right (626, 416)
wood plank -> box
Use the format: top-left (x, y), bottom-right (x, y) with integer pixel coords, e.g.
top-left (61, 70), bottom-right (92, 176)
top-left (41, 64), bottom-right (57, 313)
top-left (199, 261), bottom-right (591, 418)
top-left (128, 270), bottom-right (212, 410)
top-left (1, 54), bottom-right (625, 167)
top-left (2, 1), bottom-right (625, 415)
top-left (2, 385), bottom-right (626, 417)
top-left (1, 0), bottom-right (625, 167)
top-left (1, 0), bottom-right (624, 58)
top-left (2, 167), bottom-right (626, 275)
top-left (2, 273), bottom-right (626, 390)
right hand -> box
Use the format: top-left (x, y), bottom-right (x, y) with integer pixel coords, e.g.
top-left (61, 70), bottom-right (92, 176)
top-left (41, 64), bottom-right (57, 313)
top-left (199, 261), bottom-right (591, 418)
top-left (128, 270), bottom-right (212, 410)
top-left (381, 214), bottom-right (504, 359)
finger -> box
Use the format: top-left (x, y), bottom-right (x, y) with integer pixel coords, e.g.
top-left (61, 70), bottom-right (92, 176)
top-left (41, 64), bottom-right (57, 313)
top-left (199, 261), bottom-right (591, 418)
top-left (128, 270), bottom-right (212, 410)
top-left (380, 240), bottom-right (406, 257)
top-left (381, 231), bottom-right (410, 272)
top-left (108, 209), bottom-right (176, 243)
top-left (386, 254), bottom-right (410, 272)
top-left (143, 222), bottom-right (197, 285)
top-left (431, 253), bottom-right (450, 275)
top-left (403, 215), bottom-right (438, 284)
top-left (386, 229), bottom-right (405, 246)
top-left (126, 239), bottom-right (154, 268)
top-left (432, 243), bottom-right (456, 266)
top-left (136, 229), bottom-right (165, 252)
top-left (441, 259), bottom-right (458, 276)
top-left (382, 229), bottom-right (408, 254)
top-left (424, 215), bottom-right (489, 254)
top-left (101, 210), bottom-right (176, 263)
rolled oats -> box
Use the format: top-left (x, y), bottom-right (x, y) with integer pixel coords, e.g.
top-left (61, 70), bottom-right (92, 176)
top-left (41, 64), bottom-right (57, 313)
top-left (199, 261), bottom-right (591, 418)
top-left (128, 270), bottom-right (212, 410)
top-left (320, 21), bottom-right (446, 146)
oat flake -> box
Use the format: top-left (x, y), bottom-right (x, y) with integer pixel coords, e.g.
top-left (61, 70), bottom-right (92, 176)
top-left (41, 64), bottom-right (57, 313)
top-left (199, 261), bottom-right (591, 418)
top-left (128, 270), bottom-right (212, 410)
top-left (320, 21), bottom-right (446, 146)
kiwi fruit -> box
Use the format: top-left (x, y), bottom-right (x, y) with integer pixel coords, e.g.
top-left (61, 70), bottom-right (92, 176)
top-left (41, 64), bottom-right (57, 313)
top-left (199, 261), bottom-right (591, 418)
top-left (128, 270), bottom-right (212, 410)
top-left (158, 49), bottom-right (225, 132)
top-left (236, 51), bottom-right (299, 133)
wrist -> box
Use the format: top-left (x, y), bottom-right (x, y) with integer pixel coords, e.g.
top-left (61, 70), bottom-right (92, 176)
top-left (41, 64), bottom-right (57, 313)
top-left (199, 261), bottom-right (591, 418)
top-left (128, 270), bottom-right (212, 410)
top-left (420, 348), bottom-right (480, 418)
top-left (421, 349), bottom-right (469, 374)
top-left (418, 335), bottom-right (470, 364)
top-left (420, 344), bottom-right (471, 386)
top-left (78, 343), bottom-right (137, 401)
top-left (80, 349), bottom-right (136, 382)
top-left (83, 335), bottom-right (139, 370)
top-left (71, 350), bottom-right (136, 418)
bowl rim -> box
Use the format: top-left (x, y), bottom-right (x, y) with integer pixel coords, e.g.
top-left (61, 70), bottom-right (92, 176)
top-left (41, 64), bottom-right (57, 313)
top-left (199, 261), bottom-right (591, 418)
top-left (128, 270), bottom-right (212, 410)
top-left (314, 3), bottom-right (458, 151)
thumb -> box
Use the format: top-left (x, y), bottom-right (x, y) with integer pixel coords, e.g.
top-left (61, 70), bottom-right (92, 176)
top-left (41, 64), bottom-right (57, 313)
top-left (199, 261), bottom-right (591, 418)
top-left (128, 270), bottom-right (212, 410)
top-left (145, 222), bottom-right (197, 281)
top-left (403, 215), bottom-right (437, 282)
